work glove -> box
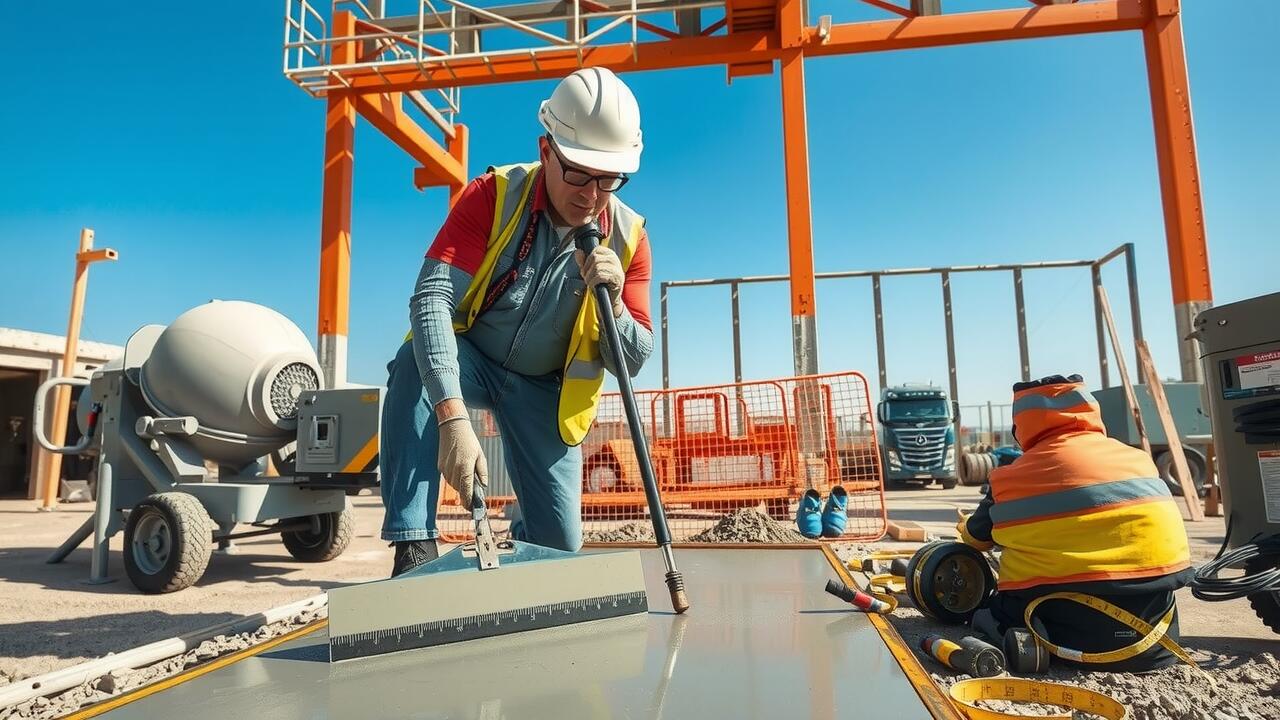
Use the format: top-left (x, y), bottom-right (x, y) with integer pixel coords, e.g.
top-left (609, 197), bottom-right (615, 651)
top-left (955, 511), bottom-right (995, 551)
top-left (575, 245), bottom-right (626, 318)
top-left (437, 415), bottom-right (488, 509)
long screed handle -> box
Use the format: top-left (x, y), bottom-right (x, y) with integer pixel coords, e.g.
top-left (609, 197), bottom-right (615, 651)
top-left (574, 224), bottom-right (688, 614)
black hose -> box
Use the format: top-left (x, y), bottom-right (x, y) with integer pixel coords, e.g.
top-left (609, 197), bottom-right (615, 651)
top-left (1190, 513), bottom-right (1280, 601)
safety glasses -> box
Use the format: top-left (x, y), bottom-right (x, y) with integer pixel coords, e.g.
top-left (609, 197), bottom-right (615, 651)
top-left (547, 138), bottom-right (629, 192)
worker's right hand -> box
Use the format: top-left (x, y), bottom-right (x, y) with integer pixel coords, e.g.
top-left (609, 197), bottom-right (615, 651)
top-left (437, 415), bottom-right (488, 509)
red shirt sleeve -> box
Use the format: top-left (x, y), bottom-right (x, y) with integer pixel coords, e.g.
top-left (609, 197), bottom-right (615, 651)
top-left (621, 229), bottom-right (652, 331)
top-left (425, 174), bottom-right (496, 276)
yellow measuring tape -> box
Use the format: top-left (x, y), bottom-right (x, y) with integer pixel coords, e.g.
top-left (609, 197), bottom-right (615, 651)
top-left (864, 574), bottom-right (902, 612)
top-left (1022, 592), bottom-right (1200, 670)
top-left (949, 677), bottom-right (1128, 720)
top-left (847, 552), bottom-right (914, 613)
top-left (852, 550), bottom-right (917, 563)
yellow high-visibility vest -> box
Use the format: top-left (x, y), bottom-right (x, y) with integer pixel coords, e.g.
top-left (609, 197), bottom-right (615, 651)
top-left (412, 162), bottom-right (645, 446)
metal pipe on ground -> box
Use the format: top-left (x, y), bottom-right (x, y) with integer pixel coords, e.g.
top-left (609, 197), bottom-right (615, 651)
top-left (0, 594), bottom-right (327, 708)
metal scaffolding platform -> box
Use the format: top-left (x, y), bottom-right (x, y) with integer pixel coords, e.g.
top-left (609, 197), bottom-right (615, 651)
top-left (86, 547), bottom-right (958, 718)
top-left (287, 1), bottom-right (1213, 391)
top-left (285, 0), bottom-right (726, 99)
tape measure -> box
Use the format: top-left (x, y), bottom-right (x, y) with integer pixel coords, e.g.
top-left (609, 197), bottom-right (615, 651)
top-left (1022, 592), bottom-right (1200, 671)
top-left (949, 677), bottom-right (1128, 720)
top-left (847, 552), bottom-right (913, 613)
top-left (853, 550), bottom-right (917, 564)
top-left (864, 573), bottom-right (905, 611)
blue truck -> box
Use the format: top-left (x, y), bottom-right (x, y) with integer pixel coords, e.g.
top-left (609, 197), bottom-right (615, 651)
top-left (877, 384), bottom-right (959, 489)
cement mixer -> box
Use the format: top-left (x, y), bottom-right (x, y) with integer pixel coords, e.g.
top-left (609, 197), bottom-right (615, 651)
top-left (36, 301), bottom-right (380, 593)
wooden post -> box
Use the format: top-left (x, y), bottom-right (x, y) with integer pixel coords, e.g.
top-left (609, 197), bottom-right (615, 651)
top-left (41, 228), bottom-right (118, 510)
top-left (1136, 341), bottom-right (1205, 521)
top-left (1095, 284), bottom-right (1151, 456)
top-left (1203, 443), bottom-right (1221, 517)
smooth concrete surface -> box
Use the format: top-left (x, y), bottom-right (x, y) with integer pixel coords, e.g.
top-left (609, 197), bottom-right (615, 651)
top-left (3, 486), bottom-right (1258, 683)
top-left (98, 549), bottom-right (936, 719)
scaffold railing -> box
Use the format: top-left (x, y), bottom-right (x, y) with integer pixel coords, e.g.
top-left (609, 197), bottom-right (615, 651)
top-left (284, 0), bottom-right (726, 101)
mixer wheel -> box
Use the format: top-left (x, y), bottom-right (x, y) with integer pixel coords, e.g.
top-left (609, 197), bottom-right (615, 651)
top-left (282, 501), bottom-right (354, 562)
top-left (124, 492), bottom-right (213, 594)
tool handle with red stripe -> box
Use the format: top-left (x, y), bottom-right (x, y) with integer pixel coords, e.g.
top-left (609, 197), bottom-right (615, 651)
top-left (824, 579), bottom-right (892, 614)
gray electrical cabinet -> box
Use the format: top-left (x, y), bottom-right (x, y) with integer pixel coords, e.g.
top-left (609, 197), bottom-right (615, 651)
top-left (1193, 291), bottom-right (1280, 548)
top-left (296, 387), bottom-right (382, 482)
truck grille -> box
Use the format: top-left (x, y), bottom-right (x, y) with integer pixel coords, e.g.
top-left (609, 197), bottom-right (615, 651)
top-left (892, 427), bottom-right (948, 469)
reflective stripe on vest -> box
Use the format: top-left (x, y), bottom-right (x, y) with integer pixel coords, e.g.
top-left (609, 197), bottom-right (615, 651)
top-left (1011, 389), bottom-right (1096, 415)
top-left (989, 476), bottom-right (1172, 527)
top-left (989, 474), bottom-right (1190, 589)
top-left (992, 498), bottom-right (1191, 591)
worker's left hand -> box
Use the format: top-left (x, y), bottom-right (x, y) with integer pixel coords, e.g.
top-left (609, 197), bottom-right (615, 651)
top-left (955, 512), bottom-right (995, 551)
top-left (575, 246), bottom-right (625, 318)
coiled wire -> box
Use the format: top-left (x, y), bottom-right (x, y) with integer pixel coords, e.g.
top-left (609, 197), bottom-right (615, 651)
top-left (1191, 513), bottom-right (1280, 601)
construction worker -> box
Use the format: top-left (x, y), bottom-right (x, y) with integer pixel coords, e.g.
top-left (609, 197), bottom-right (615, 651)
top-left (959, 374), bottom-right (1193, 672)
top-left (380, 68), bottom-right (654, 577)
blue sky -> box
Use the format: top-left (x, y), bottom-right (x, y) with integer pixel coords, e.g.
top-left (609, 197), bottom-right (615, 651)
top-left (2, 1), bottom-right (1276, 418)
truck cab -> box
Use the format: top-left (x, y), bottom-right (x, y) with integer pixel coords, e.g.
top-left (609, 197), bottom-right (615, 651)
top-left (877, 384), bottom-right (958, 489)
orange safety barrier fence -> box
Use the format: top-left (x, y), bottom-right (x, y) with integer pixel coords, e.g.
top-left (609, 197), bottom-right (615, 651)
top-left (435, 371), bottom-right (886, 543)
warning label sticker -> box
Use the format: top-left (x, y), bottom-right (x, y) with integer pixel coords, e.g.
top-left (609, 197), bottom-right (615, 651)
top-left (1261, 450), bottom-right (1280, 524)
top-left (1238, 351), bottom-right (1280, 391)
top-left (1225, 351), bottom-right (1280, 400)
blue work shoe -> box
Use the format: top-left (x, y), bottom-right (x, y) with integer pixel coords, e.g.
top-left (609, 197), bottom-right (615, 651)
top-left (821, 486), bottom-right (849, 538)
top-left (796, 489), bottom-right (823, 539)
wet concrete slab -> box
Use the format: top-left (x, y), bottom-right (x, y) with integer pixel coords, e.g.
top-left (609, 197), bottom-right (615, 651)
top-left (99, 548), bottom-right (937, 719)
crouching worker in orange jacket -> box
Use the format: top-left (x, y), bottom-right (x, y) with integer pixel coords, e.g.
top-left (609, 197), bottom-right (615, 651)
top-left (960, 374), bottom-right (1193, 672)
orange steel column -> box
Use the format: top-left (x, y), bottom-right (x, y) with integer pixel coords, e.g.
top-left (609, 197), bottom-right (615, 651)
top-left (1143, 1), bottom-right (1211, 382)
top-left (778, 0), bottom-right (817, 376)
top-left (447, 123), bottom-right (469, 208)
top-left (318, 11), bottom-right (357, 388)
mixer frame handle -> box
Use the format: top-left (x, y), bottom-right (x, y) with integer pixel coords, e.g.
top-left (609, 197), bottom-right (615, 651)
top-left (33, 376), bottom-right (94, 454)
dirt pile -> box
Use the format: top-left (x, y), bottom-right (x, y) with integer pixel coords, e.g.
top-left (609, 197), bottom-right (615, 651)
top-left (688, 508), bottom-right (813, 544)
top-left (584, 522), bottom-right (656, 543)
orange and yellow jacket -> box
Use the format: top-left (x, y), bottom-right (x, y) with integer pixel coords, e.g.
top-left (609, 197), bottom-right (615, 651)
top-left (959, 375), bottom-right (1191, 592)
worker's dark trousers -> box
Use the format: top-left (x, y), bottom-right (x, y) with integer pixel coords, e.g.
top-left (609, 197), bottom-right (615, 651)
top-left (379, 338), bottom-right (583, 551)
top-left (986, 589), bottom-right (1183, 672)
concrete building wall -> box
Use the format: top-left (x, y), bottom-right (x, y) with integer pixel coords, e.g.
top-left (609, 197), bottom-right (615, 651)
top-left (0, 328), bottom-right (122, 499)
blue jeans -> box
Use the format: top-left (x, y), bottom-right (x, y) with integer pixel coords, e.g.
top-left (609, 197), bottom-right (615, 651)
top-left (379, 338), bottom-right (583, 550)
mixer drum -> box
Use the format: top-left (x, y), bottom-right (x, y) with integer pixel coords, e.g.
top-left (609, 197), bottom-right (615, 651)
top-left (138, 301), bottom-right (323, 466)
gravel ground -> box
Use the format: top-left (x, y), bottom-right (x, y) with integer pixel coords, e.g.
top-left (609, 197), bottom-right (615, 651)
top-left (0, 496), bottom-right (392, 685)
top-left (0, 606), bottom-right (326, 720)
top-left (838, 545), bottom-right (1280, 720)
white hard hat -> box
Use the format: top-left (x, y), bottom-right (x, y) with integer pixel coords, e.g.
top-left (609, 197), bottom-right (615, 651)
top-left (539, 68), bottom-right (643, 174)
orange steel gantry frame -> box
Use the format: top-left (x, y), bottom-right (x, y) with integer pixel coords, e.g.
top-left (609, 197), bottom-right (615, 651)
top-left (294, 0), bottom-right (1211, 388)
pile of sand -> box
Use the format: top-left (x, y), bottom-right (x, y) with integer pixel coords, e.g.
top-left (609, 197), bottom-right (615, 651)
top-left (583, 521), bottom-right (656, 543)
top-left (687, 508), bottom-right (813, 544)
